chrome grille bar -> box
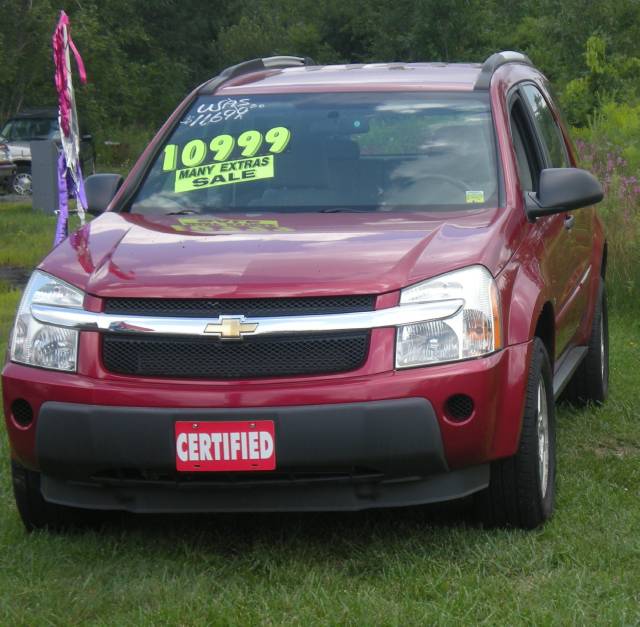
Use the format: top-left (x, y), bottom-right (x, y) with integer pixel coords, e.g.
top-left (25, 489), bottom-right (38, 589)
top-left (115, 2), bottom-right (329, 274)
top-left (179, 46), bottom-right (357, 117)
top-left (31, 300), bottom-right (464, 337)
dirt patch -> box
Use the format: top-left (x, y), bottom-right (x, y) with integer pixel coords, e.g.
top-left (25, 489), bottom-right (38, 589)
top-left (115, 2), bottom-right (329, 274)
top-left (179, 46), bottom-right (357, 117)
top-left (594, 441), bottom-right (640, 459)
top-left (0, 265), bottom-right (30, 289)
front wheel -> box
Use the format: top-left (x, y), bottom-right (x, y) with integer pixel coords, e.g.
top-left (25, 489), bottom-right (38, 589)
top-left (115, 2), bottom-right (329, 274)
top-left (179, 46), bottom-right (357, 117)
top-left (475, 338), bottom-right (556, 529)
top-left (11, 165), bottom-right (32, 196)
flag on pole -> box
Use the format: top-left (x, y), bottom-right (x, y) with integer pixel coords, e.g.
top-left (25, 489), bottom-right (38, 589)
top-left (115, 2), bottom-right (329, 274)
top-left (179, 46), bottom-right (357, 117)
top-left (52, 10), bottom-right (88, 245)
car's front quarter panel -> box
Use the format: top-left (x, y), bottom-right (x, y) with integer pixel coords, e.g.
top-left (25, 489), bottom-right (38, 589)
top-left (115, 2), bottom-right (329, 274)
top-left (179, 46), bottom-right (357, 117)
top-left (490, 64), bottom-right (607, 357)
top-left (3, 331), bottom-right (532, 475)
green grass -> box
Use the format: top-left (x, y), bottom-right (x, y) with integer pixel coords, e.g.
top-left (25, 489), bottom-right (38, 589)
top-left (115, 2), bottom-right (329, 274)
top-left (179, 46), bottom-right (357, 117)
top-left (0, 210), bottom-right (639, 624)
top-left (0, 203), bottom-right (84, 270)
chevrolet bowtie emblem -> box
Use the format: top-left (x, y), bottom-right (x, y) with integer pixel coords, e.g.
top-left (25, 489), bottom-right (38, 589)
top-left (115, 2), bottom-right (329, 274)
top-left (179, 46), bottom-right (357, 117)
top-left (204, 316), bottom-right (258, 340)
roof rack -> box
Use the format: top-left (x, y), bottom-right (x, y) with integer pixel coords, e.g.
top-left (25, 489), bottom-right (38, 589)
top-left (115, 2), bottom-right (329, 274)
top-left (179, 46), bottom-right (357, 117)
top-left (200, 55), bottom-right (316, 94)
top-left (474, 51), bottom-right (533, 90)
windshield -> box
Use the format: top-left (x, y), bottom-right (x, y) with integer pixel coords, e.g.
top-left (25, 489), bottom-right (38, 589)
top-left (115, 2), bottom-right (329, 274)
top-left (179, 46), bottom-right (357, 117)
top-left (1, 117), bottom-right (59, 141)
top-left (130, 92), bottom-right (499, 215)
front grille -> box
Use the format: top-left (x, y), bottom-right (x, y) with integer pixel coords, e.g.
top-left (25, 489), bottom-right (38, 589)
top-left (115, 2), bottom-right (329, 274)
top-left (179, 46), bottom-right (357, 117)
top-left (102, 331), bottom-right (370, 379)
top-left (104, 295), bottom-right (375, 317)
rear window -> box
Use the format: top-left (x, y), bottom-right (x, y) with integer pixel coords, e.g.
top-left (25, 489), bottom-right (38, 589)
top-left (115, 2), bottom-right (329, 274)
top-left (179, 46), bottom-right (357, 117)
top-left (1, 118), bottom-right (58, 141)
top-left (130, 92), bottom-right (499, 214)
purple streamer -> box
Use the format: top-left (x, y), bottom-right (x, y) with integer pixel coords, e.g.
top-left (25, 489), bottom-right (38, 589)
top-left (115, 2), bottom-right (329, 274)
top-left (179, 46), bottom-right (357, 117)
top-left (54, 152), bottom-right (88, 246)
top-left (55, 151), bottom-right (69, 246)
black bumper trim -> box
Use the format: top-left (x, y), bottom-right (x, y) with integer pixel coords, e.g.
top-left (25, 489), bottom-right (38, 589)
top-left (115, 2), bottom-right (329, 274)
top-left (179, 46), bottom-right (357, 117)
top-left (34, 398), bottom-right (488, 512)
top-left (41, 465), bottom-right (489, 513)
top-left (36, 398), bottom-right (448, 480)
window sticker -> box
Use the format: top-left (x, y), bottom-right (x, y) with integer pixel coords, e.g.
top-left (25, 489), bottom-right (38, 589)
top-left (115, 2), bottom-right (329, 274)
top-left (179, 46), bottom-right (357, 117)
top-left (180, 98), bottom-right (265, 127)
top-left (174, 155), bottom-right (274, 192)
top-left (172, 217), bottom-right (293, 234)
top-left (161, 126), bottom-right (291, 193)
top-left (465, 190), bottom-right (485, 204)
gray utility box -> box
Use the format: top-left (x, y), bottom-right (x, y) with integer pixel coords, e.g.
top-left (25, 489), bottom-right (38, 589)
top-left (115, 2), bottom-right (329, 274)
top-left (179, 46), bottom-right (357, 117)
top-left (31, 140), bottom-right (59, 214)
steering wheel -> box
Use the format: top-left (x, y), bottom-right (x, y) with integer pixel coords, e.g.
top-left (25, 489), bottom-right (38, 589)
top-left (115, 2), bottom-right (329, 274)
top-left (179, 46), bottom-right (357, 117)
top-left (417, 173), bottom-right (472, 192)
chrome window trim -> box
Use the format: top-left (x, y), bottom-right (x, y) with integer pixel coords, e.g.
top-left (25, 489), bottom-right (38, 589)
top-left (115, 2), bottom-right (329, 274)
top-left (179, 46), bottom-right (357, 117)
top-left (30, 300), bottom-right (464, 338)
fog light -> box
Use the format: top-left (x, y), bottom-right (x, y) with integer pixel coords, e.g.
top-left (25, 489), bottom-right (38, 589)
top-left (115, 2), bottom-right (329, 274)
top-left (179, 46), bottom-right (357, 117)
top-left (11, 399), bottom-right (34, 427)
top-left (445, 394), bottom-right (474, 421)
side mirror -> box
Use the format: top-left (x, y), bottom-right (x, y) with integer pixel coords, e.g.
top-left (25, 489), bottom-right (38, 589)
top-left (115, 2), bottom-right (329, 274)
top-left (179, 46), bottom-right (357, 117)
top-left (84, 173), bottom-right (123, 215)
top-left (526, 168), bottom-right (603, 219)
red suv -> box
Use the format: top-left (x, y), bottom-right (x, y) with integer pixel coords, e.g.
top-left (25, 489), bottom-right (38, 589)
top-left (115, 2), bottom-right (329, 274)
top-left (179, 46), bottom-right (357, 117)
top-left (3, 52), bottom-right (607, 531)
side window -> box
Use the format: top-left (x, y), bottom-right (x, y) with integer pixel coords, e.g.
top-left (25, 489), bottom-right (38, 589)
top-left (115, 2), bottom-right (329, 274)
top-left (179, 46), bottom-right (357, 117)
top-left (521, 84), bottom-right (569, 168)
top-left (2, 122), bottom-right (13, 140)
top-left (510, 98), bottom-right (541, 192)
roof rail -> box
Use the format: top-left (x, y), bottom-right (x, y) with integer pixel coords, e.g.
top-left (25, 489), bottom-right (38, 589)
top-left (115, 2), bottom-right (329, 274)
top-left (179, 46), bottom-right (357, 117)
top-left (200, 55), bottom-right (316, 94)
top-left (474, 51), bottom-right (533, 90)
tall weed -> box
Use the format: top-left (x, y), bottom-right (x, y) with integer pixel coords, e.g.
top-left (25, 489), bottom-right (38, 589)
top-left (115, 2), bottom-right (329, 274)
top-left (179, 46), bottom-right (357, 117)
top-left (573, 104), bottom-right (640, 309)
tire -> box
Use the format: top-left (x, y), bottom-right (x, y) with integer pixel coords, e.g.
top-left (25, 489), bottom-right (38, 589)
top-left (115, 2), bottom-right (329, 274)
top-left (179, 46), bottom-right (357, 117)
top-left (475, 338), bottom-right (556, 529)
top-left (564, 282), bottom-right (609, 406)
top-left (11, 460), bottom-right (95, 532)
top-left (11, 165), bottom-right (32, 196)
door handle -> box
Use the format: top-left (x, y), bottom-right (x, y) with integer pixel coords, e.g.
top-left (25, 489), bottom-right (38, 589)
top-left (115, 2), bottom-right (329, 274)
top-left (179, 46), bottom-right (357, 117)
top-left (564, 214), bottom-right (575, 230)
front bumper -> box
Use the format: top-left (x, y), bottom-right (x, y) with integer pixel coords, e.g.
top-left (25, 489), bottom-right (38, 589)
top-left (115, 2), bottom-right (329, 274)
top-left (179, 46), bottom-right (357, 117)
top-left (3, 341), bottom-right (532, 512)
top-left (35, 398), bottom-right (488, 512)
top-left (0, 162), bottom-right (16, 180)
top-left (41, 466), bottom-right (488, 513)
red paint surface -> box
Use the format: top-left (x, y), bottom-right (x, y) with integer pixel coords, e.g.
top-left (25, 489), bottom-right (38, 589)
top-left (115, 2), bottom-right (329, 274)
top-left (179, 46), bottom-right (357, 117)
top-left (3, 342), bottom-right (530, 471)
top-left (40, 209), bottom-right (517, 299)
top-left (2, 61), bottom-right (605, 477)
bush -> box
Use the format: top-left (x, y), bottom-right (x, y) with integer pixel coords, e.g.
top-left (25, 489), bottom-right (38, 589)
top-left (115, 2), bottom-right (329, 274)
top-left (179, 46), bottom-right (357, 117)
top-left (94, 125), bottom-right (155, 175)
top-left (573, 102), bottom-right (640, 308)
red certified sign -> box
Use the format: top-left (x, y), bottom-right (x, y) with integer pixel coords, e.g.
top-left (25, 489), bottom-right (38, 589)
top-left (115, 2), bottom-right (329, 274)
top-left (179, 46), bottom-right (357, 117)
top-left (175, 420), bottom-right (276, 472)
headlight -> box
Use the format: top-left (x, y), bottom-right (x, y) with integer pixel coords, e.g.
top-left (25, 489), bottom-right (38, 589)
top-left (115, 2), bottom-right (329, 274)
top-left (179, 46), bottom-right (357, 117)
top-left (396, 265), bottom-right (502, 368)
top-left (10, 271), bottom-right (84, 372)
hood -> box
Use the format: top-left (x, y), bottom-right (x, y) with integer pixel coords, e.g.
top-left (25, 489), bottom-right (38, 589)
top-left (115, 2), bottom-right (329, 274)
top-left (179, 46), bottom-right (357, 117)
top-left (8, 142), bottom-right (31, 160)
top-left (39, 209), bottom-right (521, 299)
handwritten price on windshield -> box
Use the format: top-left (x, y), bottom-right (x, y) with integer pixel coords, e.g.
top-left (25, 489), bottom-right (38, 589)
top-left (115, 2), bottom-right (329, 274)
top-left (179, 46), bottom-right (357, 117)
top-left (162, 127), bottom-right (291, 171)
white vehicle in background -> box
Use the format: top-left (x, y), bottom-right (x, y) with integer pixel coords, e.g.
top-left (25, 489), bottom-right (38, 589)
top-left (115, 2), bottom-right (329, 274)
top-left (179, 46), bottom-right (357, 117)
top-left (0, 108), bottom-right (95, 196)
top-left (0, 137), bottom-right (16, 191)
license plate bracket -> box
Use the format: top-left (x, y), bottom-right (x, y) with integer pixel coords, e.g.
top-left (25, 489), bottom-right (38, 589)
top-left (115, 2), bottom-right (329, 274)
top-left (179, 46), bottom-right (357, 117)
top-left (175, 420), bottom-right (276, 472)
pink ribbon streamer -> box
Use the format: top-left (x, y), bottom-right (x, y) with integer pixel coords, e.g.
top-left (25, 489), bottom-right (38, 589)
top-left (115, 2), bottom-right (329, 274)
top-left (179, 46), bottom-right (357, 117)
top-left (52, 11), bottom-right (86, 136)
top-left (52, 10), bottom-right (88, 245)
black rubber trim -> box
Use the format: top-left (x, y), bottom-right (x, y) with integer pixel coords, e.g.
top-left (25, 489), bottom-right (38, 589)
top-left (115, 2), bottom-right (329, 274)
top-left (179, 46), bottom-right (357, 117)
top-left (199, 56), bottom-right (315, 94)
top-left (40, 465), bottom-right (489, 513)
top-left (101, 331), bottom-right (370, 379)
top-left (103, 294), bottom-right (376, 317)
top-left (474, 51), bottom-right (533, 90)
top-left (553, 346), bottom-right (588, 399)
top-left (36, 399), bottom-right (448, 482)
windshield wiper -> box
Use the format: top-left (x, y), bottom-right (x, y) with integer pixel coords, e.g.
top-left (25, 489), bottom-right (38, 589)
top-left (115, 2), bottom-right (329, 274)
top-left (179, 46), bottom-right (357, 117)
top-left (163, 207), bottom-right (374, 215)
top-left (164, 209), bottom-right (201, 215)
top-left (319, 207), bottom-right (372, 213)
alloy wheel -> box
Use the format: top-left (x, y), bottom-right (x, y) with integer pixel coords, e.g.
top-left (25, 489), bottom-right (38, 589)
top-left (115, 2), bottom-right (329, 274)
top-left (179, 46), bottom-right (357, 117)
top-left (12, 172), bottom-right (32, 195)
top-left (537, 377), bottom-right (550, 499)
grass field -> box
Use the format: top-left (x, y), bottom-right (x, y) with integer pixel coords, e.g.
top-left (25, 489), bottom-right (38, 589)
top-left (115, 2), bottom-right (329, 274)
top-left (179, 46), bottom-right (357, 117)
top-left (0, 204), bottom-right (639, 624)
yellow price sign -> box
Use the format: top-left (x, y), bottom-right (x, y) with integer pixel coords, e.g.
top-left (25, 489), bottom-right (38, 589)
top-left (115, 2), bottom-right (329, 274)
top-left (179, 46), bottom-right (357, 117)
top-left (172, 217), bottom-right (293, 234)
top-left (162, 126), bottom-right (291, 173)
top-left (174, 155), bottom-right (274, 193)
